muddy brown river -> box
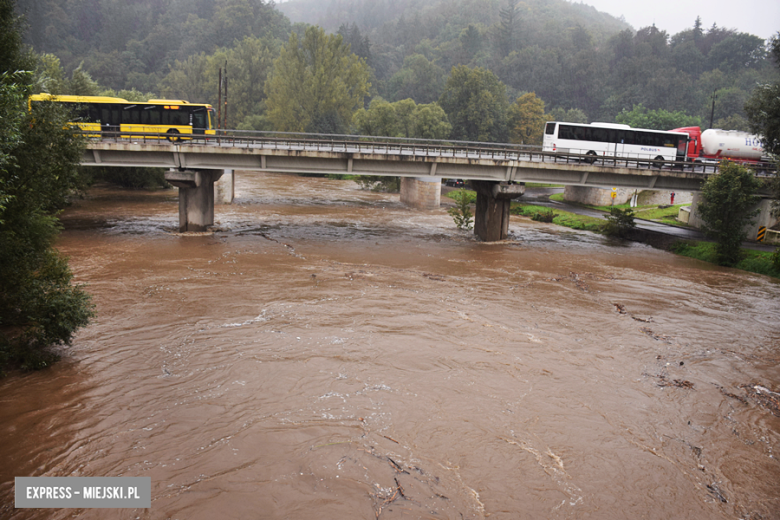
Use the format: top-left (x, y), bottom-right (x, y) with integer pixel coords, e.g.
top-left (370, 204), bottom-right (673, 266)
top-left (1, 172), bottom-right (779, 519)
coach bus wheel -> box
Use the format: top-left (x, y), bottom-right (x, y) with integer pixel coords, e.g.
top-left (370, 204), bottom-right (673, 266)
top-left (166, 129), bottom-right (180, 142)
top-left (654, 155), bottom-right (665, 168)
top-left (584, 150), bottom-right (597, 164)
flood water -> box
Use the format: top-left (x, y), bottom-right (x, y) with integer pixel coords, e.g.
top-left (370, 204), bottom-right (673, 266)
top-left (1, 172), bottom-right (779, 519)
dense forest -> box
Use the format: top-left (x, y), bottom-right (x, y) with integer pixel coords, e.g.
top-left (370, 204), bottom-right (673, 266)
top-left (12, 0), bottom-right (780, 140)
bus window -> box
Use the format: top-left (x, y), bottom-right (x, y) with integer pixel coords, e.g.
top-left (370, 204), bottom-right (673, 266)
top-left (171, 110), bottom-right (188, 126)
top-left (101, 106), bottom-right (121, 126)
top-left (142, 106), bottom-right (160, 125)
top-left (545, 122), bottom-right (556, 135)
top-left (192, 111), bottom-right (206, 129)
top-left (89, 104), bottom-right (100, 123)
top-left (122, 105), bottom-right (140, 124)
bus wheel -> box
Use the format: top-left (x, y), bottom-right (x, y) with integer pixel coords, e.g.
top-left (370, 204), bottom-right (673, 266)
top-left (584, 151), bottom-right (597, 164)
top-left (166, 129), bottom-right (180, 142)
top-left (654, 155), bottom-right (665, 168)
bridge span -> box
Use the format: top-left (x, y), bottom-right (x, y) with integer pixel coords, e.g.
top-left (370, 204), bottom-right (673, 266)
top-left (78, 132), bottom-right (740, 241)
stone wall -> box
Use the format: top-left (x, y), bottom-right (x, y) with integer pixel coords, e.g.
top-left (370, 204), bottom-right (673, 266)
top-left (400, 177), bottom-right (441, 209)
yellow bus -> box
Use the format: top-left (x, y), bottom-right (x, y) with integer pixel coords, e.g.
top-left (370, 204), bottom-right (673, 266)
top-left (29, 94), bottom-right (217, 141)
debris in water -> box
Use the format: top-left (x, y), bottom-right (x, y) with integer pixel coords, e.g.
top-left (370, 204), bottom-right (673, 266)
top-left (707, 483), bottom-right (728, 503)
top-left (654, 374), bottom-right (694, 389)
top-left (739, 383), bottom-right (780, 417)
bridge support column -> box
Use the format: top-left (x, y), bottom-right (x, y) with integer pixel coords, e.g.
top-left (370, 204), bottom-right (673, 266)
top-left (472, 181), bottom-right (525, 242)
top-left (165, 169), bottom-right (224, 232)
top-left (214, 169), bottom-right (234, 204)
top-left (400, 177), bottom-right (441, 209)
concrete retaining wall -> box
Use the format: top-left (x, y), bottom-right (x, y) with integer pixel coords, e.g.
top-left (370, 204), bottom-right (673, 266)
top-left (564, 186), bottom-right (693, 206)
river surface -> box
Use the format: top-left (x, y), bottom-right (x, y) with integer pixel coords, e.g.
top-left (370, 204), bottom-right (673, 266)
top-left (1, 172), bottom-right (779, 519)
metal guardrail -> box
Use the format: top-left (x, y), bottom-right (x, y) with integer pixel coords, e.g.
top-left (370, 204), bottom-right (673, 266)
top-left (81, 129), bottom-right (777, 176)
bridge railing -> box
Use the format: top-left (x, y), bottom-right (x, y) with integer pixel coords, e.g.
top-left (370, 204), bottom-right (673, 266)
top-left (80, 129), bottom-right (776, 176)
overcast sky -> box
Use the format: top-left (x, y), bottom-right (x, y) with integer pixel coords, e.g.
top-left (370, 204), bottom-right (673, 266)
top-left (579, 0), bottom-right (779, 41)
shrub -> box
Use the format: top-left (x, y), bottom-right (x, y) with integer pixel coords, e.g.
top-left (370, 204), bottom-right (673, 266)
top-left (603, 207), bottom-right (636, 237)
top-left (447, 189), bottom-right (474, 230)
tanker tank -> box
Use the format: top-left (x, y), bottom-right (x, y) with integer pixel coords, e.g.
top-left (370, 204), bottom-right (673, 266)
top-left (701, 129), bottom-right (764, 161)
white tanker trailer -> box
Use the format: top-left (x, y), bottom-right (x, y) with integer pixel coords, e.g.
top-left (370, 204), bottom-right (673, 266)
top-left (673, 126), bottom-right (768, 164)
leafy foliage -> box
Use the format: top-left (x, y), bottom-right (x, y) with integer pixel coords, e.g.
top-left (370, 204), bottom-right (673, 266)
top-left (697, 161), bottom-right (763, 266)
top-left (353, 97), bottom-right (451, 138)
top-left (530, 208), bottom-right (556, 222)
top-left (13, 0), bottom-right (780, 137)
top-left (1, 5), bottom-right (94, 373)
top-left (447, 189), bottom-right (474, 230)
top-left (615, 104), bottom-right (702, 130)
top-left (603, 207), bottom-right (637, 237)
top-left (745, 33), bottom-right (780, 156)
top-left (507, 92), bottom-right (546, 145)
top-left (438, 65), bottom-right (508, 142)
top-left (265, 26), bottom-right (371, 132)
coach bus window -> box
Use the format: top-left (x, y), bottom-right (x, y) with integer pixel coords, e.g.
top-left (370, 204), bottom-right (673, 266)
top-left (545, 122), bottom-right (556, 135)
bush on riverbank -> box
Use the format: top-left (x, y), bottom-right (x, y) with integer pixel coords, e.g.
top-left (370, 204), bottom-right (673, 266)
top-left (510, 204), bottom-right (605, 232)
top-left (671, 241), bottom-right (780, 278)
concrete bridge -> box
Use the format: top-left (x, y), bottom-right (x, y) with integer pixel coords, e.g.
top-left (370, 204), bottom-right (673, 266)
top-left (80, 131), bottom-right (770, 241)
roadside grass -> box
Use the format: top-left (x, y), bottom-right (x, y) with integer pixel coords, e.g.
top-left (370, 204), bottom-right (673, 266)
top-left (671, 241), bottom-right (780, 279)
top-left (445, 189), bottom-right (477, 203)
top-left (510, 203), bottom-right (604, 232)
top-left (548, 193), bottom-right (688, 225)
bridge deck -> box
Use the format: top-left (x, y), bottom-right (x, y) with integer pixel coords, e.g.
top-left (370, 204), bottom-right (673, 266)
top-left (81, 133), bottom-right (772, 193)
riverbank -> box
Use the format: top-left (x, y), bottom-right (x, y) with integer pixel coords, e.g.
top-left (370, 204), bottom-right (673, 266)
top-left (507, 199), bottom-right (780, 279)
top-left (442, 186), bottom-right (780, 279)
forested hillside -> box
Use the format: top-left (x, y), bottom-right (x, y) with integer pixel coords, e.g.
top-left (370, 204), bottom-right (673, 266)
top-left (12, 0), bottom-right (779, 139)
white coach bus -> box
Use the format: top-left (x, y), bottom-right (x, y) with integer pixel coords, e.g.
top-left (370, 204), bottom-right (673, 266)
top-left (542, 121), bottom-right (688, 165)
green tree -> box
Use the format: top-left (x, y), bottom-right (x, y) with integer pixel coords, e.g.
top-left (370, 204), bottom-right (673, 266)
top-left (413, 103), bottom-right (452, 140)
top-left (616, 103), bottom-right (701, 130)
top-left (386, 54), bottom-right (445, 104)
top-left (697, 161), bottom-right (762, 266)
top-left (745, 33), bottom-right (780, 156)
top-left (438, 65), bottom-right (508, 142)
top-left (353, 98), bottom-right (398, 136)
top-left (507, 92), bottom-right (546, 145)
top-left (547, 107), bottom-right (588, 124)
top-left (265, 26), bottom-right (371, 132)
top-left (1, 5), bottom-right (94, 372)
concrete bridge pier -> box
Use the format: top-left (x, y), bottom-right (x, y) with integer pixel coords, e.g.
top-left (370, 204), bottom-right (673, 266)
top-left (472, 181), bottom-right (525, 242)
top-left (400, 176), bottom-right (441, 209)
top-left (165, 169), bottom-right (224, 232)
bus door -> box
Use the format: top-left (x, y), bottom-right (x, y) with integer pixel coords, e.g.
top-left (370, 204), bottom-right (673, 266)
top-left (613, 129), bottom-right (626, 158)
top-left (100, 104), bottom-right (121, 137)
top-left (191, 108), bottom-right (207, 135)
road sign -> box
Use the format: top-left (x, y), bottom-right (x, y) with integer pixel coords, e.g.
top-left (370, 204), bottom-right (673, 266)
top-left (757, 226), bottom-right (766, 242)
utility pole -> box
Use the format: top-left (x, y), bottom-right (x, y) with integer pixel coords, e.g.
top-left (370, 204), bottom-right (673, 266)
top-left (223, 61), bottom-right (228, 130)
top-left (709, 91), bottom-right (717, 129)
top-left (217, 67), bottom-right (223, 131)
